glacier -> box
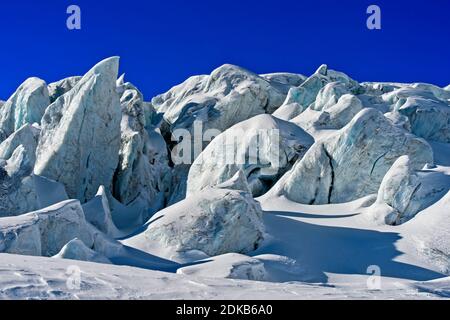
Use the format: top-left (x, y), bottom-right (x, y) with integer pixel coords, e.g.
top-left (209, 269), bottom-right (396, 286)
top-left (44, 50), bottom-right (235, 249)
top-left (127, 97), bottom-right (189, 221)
top-left (0, 77), bottom-right (49, 142)
top-left (124, 187), bottom-right (265, 261)
top-left (186, 114), bottom-right (314, 196)
top-left (274, 108), bottom-right (434, 204)
top-left (0, 200), bottom-right (93, 256)
top-left (113, 76), bottom-right (171, 224)
top-left (152, 64), bottom-right (289, 136)
top-left (48, 76), bottom-right (82, 103)
top-left (34, 57), bottom-right (122, 203)
top-left (0, 57), bottom-right (449, 299)
top-left (368, 156), bottom-right (450, 225)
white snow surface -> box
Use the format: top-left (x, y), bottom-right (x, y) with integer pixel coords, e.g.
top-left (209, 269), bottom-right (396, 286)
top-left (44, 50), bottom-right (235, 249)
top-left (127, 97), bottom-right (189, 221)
top-left (1, 189), bottom-right (450, 299)
top-left (1, 252), bottom-right (447, 300)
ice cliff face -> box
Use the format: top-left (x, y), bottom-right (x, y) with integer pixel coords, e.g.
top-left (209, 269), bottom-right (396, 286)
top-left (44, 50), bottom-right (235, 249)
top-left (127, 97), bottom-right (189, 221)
top-left (152, 64), bottom-right (291, 137)
top-left (362, 83), bottom-right (450, 143)
top-left (113, 77), bottom-right (171, 223)
top-left (290, 93), bottom-right (364, 132)
top-left (48, 76), bottom-right (82, 103)
top-left (154, 64), bottom-right (303, 204)
top-left (187, 114), bottom-right (313, 196)
top-left (275, 108), bottom-right (434, 204)
top-left (0, 123), bottom-right (68, 217)
top-left (0, 200), bottom-right (93, 256)
top-left (34, 57), bottom-right (122, 203)
top-left (368, 156), bottom-right (450, 225)
top-left (0, 123), bottom-right (39, 167)
top-left (272, 65), bottom-right (360, 120)
top-left (0, 77), bottom-right (49, 141)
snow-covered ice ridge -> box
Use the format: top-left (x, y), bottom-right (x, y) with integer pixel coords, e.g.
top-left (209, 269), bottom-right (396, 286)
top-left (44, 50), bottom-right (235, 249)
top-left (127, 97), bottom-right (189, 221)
top-left (0, 57), bottom-right (450, 300)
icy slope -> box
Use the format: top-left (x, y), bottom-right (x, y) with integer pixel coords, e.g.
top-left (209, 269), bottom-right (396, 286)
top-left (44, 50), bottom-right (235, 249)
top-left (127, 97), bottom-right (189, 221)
top-left (256, 194), bottom-right (445, 284)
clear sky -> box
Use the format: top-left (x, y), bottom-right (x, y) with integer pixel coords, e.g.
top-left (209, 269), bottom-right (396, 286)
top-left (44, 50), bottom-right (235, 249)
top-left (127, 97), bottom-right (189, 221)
top-left (0, 0), bottom-right (449, 100)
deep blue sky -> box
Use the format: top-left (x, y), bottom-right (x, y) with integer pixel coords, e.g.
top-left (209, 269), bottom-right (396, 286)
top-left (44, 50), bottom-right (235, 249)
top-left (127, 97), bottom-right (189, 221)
top-left (0, 0), bottom-right (448, 100)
